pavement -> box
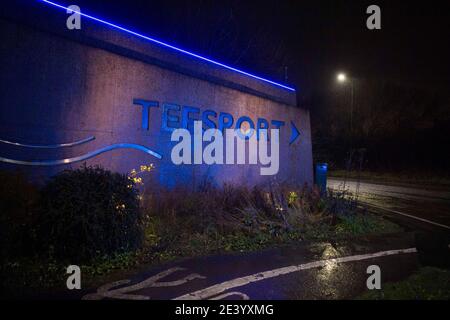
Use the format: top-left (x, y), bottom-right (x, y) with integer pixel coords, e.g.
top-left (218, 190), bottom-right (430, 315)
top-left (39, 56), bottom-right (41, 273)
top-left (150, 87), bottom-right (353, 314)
top-left (68, 233), bottom-right (421, 300)
top-left (61, 178), bottom-right (449, 301)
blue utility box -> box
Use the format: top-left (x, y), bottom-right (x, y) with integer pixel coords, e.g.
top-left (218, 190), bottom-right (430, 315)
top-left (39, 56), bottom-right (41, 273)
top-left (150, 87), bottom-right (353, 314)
top-left (315, 163), bottom-right (328, 193)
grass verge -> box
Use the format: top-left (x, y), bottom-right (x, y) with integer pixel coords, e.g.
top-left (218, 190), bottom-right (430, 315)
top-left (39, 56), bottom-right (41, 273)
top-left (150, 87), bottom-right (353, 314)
top-left (357, 267), bottom-right (450, 300)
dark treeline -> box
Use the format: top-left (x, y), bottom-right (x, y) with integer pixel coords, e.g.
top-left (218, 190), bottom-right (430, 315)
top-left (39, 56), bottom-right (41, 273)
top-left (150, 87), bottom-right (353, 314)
top-left (309, 79), bottom-right (450, 174)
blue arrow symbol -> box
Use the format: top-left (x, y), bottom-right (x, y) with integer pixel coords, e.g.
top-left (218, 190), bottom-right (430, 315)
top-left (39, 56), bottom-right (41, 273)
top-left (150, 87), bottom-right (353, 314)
top-left (290, 121), bottom-right (300, 145)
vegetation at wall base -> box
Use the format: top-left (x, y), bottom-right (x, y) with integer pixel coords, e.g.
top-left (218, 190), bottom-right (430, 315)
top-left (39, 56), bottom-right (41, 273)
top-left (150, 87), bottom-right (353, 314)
top-left (37, 165), bottom-right (143, 262)
top-left (0, 167), bottom-right (402, 297)
top-left (1, 166), bottom-right (144, 296)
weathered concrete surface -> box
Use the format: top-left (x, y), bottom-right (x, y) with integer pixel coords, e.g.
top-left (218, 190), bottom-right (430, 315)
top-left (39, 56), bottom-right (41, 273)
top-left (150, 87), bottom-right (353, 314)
top-left (0, 1), bottom-right (312, 188)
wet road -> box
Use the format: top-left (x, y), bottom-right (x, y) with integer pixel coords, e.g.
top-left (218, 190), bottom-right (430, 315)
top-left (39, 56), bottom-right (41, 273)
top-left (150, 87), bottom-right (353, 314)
top-left (328, 178), bottom-right (450, 231)
top-left (68, 233), bottom-right (429, 300)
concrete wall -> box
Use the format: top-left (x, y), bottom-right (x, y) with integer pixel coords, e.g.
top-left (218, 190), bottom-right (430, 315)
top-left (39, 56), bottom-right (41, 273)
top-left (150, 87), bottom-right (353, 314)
top-left (0, 1), bottom-right (313, 189)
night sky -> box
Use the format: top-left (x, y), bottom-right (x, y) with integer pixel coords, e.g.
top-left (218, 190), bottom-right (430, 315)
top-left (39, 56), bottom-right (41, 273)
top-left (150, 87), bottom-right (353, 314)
top-left (48, 0), bottom-right (450, 97)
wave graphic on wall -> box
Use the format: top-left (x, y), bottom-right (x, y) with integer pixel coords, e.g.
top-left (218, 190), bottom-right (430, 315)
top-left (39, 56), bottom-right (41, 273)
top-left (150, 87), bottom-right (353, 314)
top-left (0, 136), bottom-right (95, 148)
top-left (0, 136), bottom-right (163, 166)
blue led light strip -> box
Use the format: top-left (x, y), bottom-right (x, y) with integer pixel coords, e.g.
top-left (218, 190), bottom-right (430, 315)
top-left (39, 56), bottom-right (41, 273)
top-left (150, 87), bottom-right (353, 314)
top-left (40, 0), bottom-right (295, 92)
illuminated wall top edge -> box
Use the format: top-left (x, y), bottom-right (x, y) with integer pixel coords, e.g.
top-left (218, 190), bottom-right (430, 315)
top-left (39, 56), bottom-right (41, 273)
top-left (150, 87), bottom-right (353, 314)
top-left (39, 0), bottom-right (296, 92)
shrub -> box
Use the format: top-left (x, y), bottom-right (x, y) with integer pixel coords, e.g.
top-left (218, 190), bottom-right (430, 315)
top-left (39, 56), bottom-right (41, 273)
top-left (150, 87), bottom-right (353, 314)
top-left (37, 166), bottom-right (143, 262)
top-left (0, 171), bottom-right (39, 261)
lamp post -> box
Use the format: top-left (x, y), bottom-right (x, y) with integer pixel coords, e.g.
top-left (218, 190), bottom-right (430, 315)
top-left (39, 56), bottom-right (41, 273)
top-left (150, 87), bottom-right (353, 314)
top-left (337, 72), bottom-right (354, 143)
top-left (337, 72), bottom-right (358, 190)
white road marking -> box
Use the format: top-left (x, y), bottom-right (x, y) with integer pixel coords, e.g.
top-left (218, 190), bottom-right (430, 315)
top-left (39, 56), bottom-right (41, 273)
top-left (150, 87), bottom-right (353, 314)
top-left (82, 267), bottom-right (206, 300)
top-left (210, 292), bottom-right (250, 300)
top-left (174, 247), bottom-right (417, 300)
top-left (365, 203), bottom-right (450, 230)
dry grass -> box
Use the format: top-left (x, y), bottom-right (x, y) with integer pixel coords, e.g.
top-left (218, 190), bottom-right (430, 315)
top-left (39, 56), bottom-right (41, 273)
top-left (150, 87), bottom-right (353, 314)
top-left (142, 181), bottom-right (360, 243)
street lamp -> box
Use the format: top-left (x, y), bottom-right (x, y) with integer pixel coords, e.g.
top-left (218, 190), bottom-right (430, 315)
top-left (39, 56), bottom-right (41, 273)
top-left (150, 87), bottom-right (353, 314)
top-left (337, 73), bottom-right (347, 83)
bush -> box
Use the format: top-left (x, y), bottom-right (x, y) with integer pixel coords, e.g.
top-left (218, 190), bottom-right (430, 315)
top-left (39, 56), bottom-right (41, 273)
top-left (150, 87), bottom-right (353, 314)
top-left (0, 171), bottom-right (39, 261)
top-left (37, 166), bottom-right (143, 262)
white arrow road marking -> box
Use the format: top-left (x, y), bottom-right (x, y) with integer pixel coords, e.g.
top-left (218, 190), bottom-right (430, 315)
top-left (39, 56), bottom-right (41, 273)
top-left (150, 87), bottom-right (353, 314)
top-left (82, 267), bottom-right (206, 300)
top-left (174, 247), bottom-right (417, 300)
